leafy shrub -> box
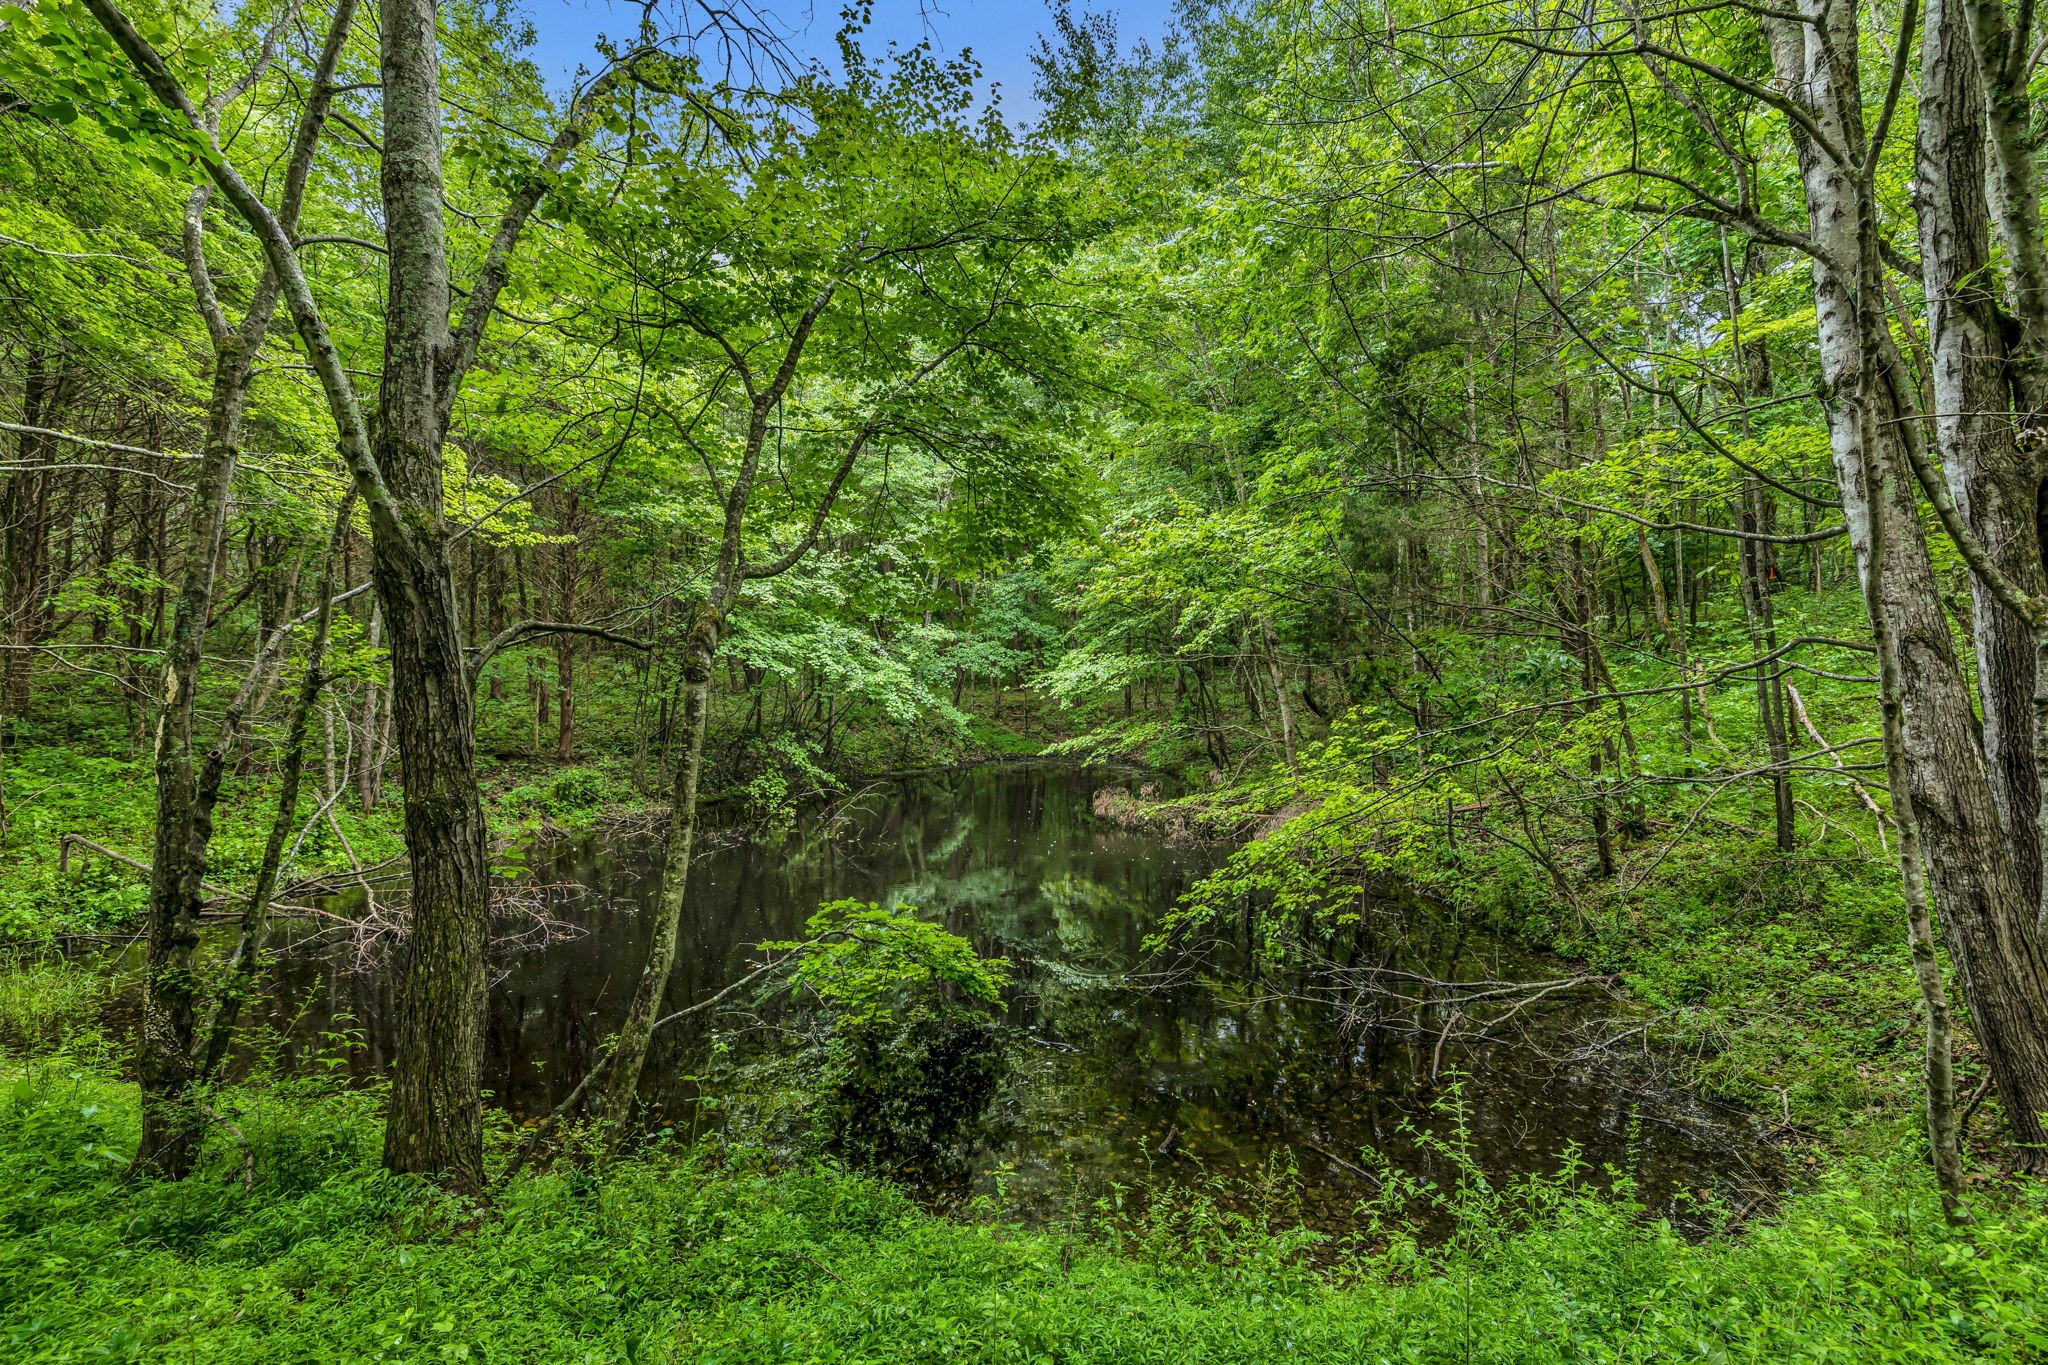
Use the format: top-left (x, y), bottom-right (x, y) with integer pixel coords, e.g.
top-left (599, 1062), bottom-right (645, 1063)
top-left (543, 765), bottom-right (607, 813)
top-left (770, 900), bottom-right (1012, 1176)
top-left (498, 761), bottom-right (639, 833)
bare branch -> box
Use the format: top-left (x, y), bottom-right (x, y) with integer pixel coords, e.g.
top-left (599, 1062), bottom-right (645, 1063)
top-left (468, 620), bottom-right (652, 678)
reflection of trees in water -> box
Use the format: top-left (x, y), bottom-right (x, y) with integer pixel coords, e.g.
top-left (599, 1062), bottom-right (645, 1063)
top-left (983, 873), bottom-right (1778, 1236)
top-left (1238, 893), bottom-right (1643, 1092)
top-left (1040, 874), bottom-right (1154, 963)
top-left (902, 804), bottom-right (977, 874)
top-left (883, 868), bottom-right (1023, 930)
top-left (207, 765), bottom-right (1770, 1235)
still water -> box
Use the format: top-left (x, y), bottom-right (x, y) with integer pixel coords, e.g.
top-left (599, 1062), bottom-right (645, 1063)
top-left (243, 763), bottom-right (1774, 1235)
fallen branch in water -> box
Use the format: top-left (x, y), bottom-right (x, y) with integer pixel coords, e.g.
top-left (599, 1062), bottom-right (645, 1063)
top-left (1300, 1137), bottom-right (1384, 1188)
top-left (295, 880), bottom-right (589, 971)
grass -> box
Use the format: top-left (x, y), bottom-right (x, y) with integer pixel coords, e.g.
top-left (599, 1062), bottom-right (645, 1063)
top-left (0, 1062), bottom-right (2044, 1363)
top-left (0, 952), bottom-right (111, 1057)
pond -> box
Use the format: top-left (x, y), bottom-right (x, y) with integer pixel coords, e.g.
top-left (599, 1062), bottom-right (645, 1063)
top-left (187, 763), bottom-right (1779, 1237)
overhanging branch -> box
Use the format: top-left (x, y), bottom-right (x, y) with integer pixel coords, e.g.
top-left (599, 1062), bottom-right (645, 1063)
top-left (469, 620), bottom-right (652, 680)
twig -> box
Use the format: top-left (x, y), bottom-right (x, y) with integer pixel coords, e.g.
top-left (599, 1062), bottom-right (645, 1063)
top-left (1300, 1138), bottom-right (1384, 1188)
top-left (1785, 684), bottom-right (1890, 850)
top-left (198, 1103), bottom-right (256, 1192)
top-left (1960, 1074), bottom-right (1995, 1136)
top-left (496, 954), bottom-right (795, 1186)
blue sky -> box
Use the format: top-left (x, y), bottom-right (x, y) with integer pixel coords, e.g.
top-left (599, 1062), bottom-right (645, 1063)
top-left (516, 0), bottom-right (1177, 121)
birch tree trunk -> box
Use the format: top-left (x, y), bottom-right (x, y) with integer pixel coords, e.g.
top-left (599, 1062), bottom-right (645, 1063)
top-left (1770, 2), bottom-right (2048, 1171)
top-left (1917, 0), bottom-right (2044, 907)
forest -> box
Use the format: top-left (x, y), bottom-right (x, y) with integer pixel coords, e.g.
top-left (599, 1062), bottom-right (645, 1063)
top-left (2, 0), bottom-right (2048, 1357)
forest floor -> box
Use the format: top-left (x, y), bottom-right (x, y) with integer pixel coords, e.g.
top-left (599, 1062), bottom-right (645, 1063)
top-left (0, 1061), bottom-right (2043, 1362)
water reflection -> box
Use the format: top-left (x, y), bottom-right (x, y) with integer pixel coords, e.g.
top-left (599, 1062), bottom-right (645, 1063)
top-left (237, 763), bottom-right (1772, 1235)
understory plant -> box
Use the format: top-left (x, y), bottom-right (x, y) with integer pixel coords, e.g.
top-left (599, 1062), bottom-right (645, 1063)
top-left (766, 899), bottom-right (1012, 1176)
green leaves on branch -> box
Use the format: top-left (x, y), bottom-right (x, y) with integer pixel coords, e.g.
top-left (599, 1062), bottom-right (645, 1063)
top-left (769, 899), bottom-right (1010, 1027)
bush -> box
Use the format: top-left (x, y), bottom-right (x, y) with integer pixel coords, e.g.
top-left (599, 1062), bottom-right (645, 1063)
top-left (495, 760), bottom-right (642, 835)
top-left (769, 900), bottom-right (1013, 1176)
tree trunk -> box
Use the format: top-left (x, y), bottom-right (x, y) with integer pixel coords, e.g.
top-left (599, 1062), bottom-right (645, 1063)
top-left (597, 604), bottom-right (718, 1131)
top-left (1916, 0), bottom-right (2043, 906)
top-left (1770, 3), bottom-right (2048, 1171)
top-left (373, 541), bottom-right (491, 1190)
top-left (1908, 0), bottom-right (2039, 916)
top-left (358, 606), bottom-right (383, 811)
top-left (1719, 234), bottom-right (1795, 852)
top-left (197, 512), bottom-right (348, 1081)
top-left (1857, 364), bottom-right (1971, 1222)
top-left (1737, 486), bottom-right (1796, 852)
top-left (132, 328), bottom-right (254, 1178)
top-left (1259, 617), bottom-right (1298, 770)
top-left (373, 0), bottom-right (492, 1192)
top-left (593, 294), bottom-right (851, 1130)
top-left (3, 350), bottom-right (60, 717)
top-left (1959, 0), bottom-right (2048, 432)
top-left (555, 515), bottom-right (579, 760)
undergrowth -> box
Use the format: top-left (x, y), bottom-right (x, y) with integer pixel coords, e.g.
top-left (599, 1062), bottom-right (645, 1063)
top-left (0, 1061), bottom-right (2042, 1363)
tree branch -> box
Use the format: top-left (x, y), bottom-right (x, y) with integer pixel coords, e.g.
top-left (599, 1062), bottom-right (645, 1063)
top-left (468, 620), bottom-right (652, 679)
top-left (76, 0), bottom-right (405, 557)
top-left (1495, 477), bottom-right (1852, 543)
top-left (436, 48), bottom-right (658, 438)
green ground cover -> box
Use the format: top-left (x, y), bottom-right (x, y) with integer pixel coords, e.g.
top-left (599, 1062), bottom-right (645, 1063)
top-left (1, 1060), bottom-right (2043, 1364)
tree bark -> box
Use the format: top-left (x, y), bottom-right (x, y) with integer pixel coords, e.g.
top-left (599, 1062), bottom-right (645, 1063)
top-left (1770, 1), bottom-right (2048, 1172)
top-left (1916, 0), bottom-right (2043, 906)
top-left (1736, 484), bottom-right (1796, 852)
top-left (1958, 0), bottom-right (2048, 430)
top-left (357, 606), bottom-right (384, 811)
top-left (555, 528), bottom-right (579, 760)
top-left (1856, 361), bottom-right (1972, 1223)
top-left (371, 0), bottom-right (492, 1192)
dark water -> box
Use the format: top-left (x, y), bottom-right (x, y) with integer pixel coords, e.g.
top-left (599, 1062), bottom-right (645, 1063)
top-left (194, 764), bottom-right (1777, 1235)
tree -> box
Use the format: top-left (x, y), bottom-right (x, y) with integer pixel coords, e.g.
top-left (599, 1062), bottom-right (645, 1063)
top-left (58, 0), bottom-right (684, 1189)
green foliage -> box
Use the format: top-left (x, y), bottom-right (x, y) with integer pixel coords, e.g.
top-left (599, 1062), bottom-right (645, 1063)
top-left (0, 1066), bottom-right (2044, 1362)
top-left (0, 954), bottom-right (110, 1060)
top-left (497, 762), bottom-right (634, 831)
top-left (764, 901), bottom-right (1013, 1175)
top-left (4, 0), bottom-right (2041, 1354)
top-left (775, 899), bottom-right (1012, 1020)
